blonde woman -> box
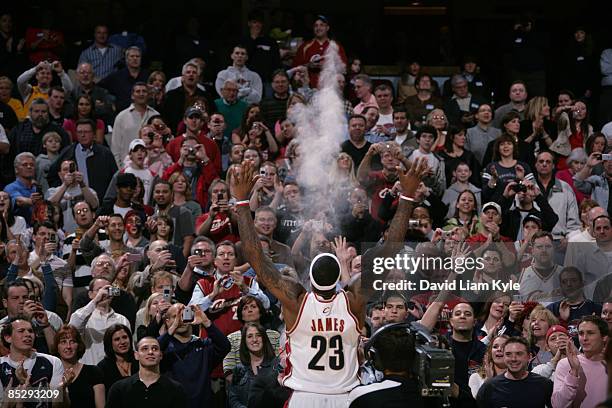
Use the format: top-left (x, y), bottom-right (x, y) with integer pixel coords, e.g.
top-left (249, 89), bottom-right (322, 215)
top-left (469, 335), bottom-right (508, 398)
top-left (169, 171), bottom-right (202, 219)
top-left (135, 292), bottom-right (170, 342)
top-left (426, 108), bottom-right (448, 152)
top-left (528, 306), bottom-right (559, 367)
top-left (329, 152), bottom-right (358, 188)
top-left (147, 70), bottom-right (167, 109)
top-left (520, 96), bottom-right (555, 149)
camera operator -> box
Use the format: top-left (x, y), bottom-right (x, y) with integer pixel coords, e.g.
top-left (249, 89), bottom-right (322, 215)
top-left (349, 324), bottom-right (425, 407)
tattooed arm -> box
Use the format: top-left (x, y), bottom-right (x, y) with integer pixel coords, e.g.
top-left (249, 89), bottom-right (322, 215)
top-left (231, 161), bottom-right (306, 327)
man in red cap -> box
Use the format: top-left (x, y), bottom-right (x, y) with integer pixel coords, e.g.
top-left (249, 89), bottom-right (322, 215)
top-left (532, 325), bottom-right (570, 380)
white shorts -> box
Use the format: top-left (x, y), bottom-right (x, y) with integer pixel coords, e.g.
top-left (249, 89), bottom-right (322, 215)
top-left (288, 391), bottom-right (350, 408)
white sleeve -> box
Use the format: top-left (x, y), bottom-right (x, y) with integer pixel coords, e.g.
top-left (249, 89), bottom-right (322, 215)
top-left (50, 355), bottom-right (65, 388)
top-left (17, 67), bottom-right (36, 100)
top-left (0, 124), bottom-right (8, 144)
top-left (247, 279), bottom-right (270, 309)
top-left (189, 282), bottom-right (213, 311)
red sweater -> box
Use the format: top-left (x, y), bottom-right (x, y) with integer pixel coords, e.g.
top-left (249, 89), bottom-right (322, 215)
top-left (162, 161), bottom-right (219, 209)
top-left (293, 39), bottom-right (347, 88)
top-left (165, 130), bottom-right (222, 174)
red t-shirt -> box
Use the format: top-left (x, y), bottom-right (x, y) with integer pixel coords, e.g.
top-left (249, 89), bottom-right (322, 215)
top-left (165, 130), bottom-right (222, 174)
top-left (293, 39), bottom-right (347, 88)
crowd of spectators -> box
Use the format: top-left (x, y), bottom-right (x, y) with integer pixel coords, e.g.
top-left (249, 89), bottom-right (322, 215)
top-left (1, 7), bottom-right (612, 408)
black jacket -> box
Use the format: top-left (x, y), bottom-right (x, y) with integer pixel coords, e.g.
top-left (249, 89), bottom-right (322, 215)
top-left (47, 142), bottom-right (118, 201)
top-left (499, 194), bottom-right (559, 240)
top-left (162, 85), bottom-right (215, 133)
top-left (443, 93), bottom-right (489, 128)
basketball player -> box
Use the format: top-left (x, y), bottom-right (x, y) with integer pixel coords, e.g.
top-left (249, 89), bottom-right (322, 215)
top-left (230, 158), bottom-right (429, 407)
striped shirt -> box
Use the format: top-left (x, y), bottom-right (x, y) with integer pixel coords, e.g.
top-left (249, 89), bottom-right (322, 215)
top-left (78, 43), bottom-right (123, 81)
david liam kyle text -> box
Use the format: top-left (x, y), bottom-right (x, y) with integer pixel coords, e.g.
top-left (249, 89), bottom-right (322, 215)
top-left (372, 279), bottom-right (520, 292)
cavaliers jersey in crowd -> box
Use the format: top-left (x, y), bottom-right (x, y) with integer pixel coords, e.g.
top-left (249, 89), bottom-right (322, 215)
top-left (282, 290), bottom-right (360, 394)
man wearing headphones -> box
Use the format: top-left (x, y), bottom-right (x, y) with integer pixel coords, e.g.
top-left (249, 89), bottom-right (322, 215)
top-left (348, 324), bottom-right (424, 407)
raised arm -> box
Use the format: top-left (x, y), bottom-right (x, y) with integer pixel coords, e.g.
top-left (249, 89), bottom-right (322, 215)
top-left (230, 161), bottom-right (306, 321)
top-left (357, 157), bottom-right (429, 300)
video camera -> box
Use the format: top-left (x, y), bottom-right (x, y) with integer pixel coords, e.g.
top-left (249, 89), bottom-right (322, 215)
top-left (366, 322), bottom-right (455, 401)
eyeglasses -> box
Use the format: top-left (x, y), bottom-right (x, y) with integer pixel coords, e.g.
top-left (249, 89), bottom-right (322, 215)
top-left (75, 208), bottom-right (89, 215)
top-left (95, 261), bottom-right (112, 267)
top-left (432, 115), bottom-right (446, 120)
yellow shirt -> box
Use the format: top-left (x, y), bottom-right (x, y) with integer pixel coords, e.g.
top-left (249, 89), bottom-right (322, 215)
top-left (23, 85), bottom-right (49, 115)
top-left (7, 97), bottom-right (27, 121)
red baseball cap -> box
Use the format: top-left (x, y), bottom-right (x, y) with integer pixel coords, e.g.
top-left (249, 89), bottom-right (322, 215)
top-left (546, 325), bottom-right (568, 340)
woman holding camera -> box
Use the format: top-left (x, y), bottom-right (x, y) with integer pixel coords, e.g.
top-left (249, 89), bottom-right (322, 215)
top-left (481, 132), bottom-right (534, 203)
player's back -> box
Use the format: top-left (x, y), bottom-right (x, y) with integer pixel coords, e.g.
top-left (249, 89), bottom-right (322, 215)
top-left (282, 290), bottom-right (361, 394)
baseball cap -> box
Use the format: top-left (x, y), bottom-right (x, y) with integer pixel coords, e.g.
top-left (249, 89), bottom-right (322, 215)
top-left (315, 15), bottom-right (329, 25)
top-left (116, 173), bottom-right (137, 188)
top-left (546, 325), bottom-right (568, 340)
top-left (523, 214), bottom-right (542, 227)
top-left (482, 202), bottom-right (501, 214)
top-left (185, 106), bottom-right (203, 118)
top-left (128, 139), bottom-right (146, 152)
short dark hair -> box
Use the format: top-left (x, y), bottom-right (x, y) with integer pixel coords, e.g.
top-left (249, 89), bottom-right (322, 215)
top-left (49, 85), bottom-right (65, 96)
top-left (348, 114), bottom-right (366, 124)
top-left (33, 220), bottom-right (56, 235)
top-left (217, 240), bottom-right (236, 254)
top-left (1, 316), bottom-right (32, 348)
top-left (373, 326), bottom-right (416, 372)
top-left (131, 81), bottom-right (148, 94)
top-left (374, 84), bottom-right (393, 94)
top-left (271, 69), bottom-right (289, 82)
top-left (579, 315), bottom-right (608, 337)
top-left (1, 279), bottom-right (30, 299)
top-left (75, 118), bottom-right (96, 132)
top-left (236, 295), bottom-right (266, 323)
top-left (503, 336), bottom-right (530, 353)
top-left (559, 266), bottom-right (583, 283)
top-left (392, 105), bottom-right (409, 119)
top-left (415, 125), bottom-right (436, 139)
top-left (136, 336), bottom-right (160, 350)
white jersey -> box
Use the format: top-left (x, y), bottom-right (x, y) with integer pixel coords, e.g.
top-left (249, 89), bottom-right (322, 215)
top-left (518, 264), bottom-right (563, 302)
top-left (282, 290), bottom-right (361, 394)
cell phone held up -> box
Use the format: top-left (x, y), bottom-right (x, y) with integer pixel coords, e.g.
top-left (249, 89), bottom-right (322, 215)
top-left (182, 307), bottom-right (195, 323)
top-left (162, 286), bottom-right (172, 302)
